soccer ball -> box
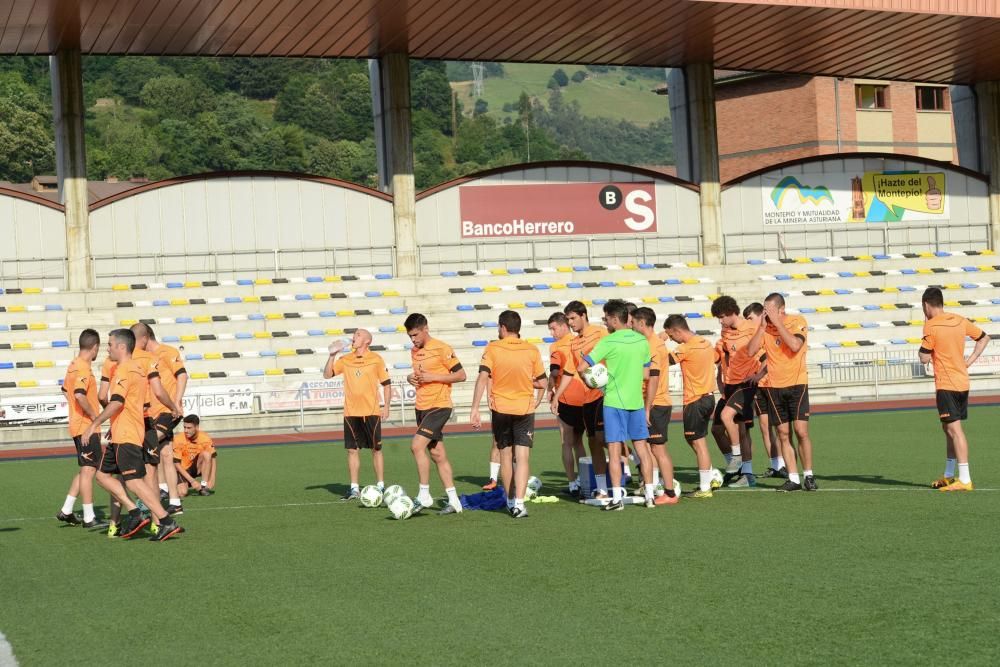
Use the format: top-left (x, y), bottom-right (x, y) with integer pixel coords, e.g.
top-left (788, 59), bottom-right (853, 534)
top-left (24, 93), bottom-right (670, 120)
top-left (383, 484), bottom-right (405, 506)
top-left (710, 469), bottom-right (724, 490)
top-left (581, 363), bottom-right (609, 389)
top-left (388, 496), bottom-right (415, 520)
top-left (525, 476), bottom-right (542, 499)
top-left (359, 485), bottom-right (383, 508)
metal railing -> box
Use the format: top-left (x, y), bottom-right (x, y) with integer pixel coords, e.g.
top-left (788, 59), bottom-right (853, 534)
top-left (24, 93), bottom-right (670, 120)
top-left (0, 257), bottom-right (66, 286)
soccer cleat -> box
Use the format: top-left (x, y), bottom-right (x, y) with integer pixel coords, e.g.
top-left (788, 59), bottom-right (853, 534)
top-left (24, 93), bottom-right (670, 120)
top-left (481, 479), bottom-right (498, 491)
top-left (166, 504), bottom-right (184, 516)
top-left (198, 487), bottom-right (212, 496)
top-left (56, 511), bottom-right (82, 525)
top-left (685, 489), bottom-right (713, 499)
top-left (654, 493), bottom-right (679, 506)
top-left (729, 473), bottom-right (757, 488)
top-left (939, 480), bottom-right (974, 492)
top-left (120, 512), bottom-right (150, 539)
top-left (644, 497), bottom-right (655, 508)
top-left (159, 489), bottom-right (169, 502)
top-left (81, 519), bottom-right (106, 529)
top-left (341, 488), bottom-right (360, 502)
top-left (602, 499), bottom-right (625, 511)
top-left (930, 476), bottom-right (955, 489)
top-left (106, 522), bottom-right (121, 539)
top-left (437, 503), bottom-right (463, 516)
top-left (776, 480), bottom-right (802, 492)
top-left (566, 485), bottom-right (581, 499)
top-left (510, 506), bottom-right (529, 519)
top-left (761, 466), bottom-right (789, 479)
top-left (802, 475), bottom-right (818, 491)
top-left (149, 519), bottom-right (183, 541)
top-left (725, 456), bottom-right (743, 475)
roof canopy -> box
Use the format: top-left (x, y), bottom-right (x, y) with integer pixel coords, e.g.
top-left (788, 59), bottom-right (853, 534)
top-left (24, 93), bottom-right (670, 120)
top-left (2, 0), bottom-right (999, 84)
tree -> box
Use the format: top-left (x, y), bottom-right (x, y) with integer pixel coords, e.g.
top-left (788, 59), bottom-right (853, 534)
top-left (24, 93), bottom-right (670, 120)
top-left (140, 76), bottom-right (211, 120)
top-left (110, 58), bottom-right (174, 104)
top-left (552, 69), bottom-right (569, 87)
top-left (473, 99), bottom-right (489, 116)
top-left (0, 73), bottom-right (54, 181)
top-left (411, 67), bottom-right (454, 134)
top-left (306, 138), bottom-right (376, 185)
top-left (571, 70), bottom-right (587, 83)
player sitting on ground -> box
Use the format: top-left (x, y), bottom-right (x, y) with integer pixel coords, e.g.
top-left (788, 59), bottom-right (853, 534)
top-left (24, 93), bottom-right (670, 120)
top-left (173, 415), bottom-right (217, 497)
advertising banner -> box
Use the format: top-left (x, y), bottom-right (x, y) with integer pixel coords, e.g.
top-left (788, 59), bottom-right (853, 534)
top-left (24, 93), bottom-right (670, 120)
top-left (259, 378), bottom-right (414, 413)
top-left (182, 384), bottom-right (254, 417)
top-left (459, 182), bottom-right (658, 238)
top-left (762, 170), bottom-right (949, 226)
top-left (0, 394), bottom-right (69, 426)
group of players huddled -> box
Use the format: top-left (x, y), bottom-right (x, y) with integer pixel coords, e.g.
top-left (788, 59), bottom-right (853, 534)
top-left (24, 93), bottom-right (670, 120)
top-left (55, 324), bottom-right (217, 540)
top-left (328, 286), bottom-right (988, 518)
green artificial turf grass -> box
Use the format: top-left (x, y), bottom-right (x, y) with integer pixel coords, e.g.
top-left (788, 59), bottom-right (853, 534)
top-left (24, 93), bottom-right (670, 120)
top-left (2, 407), bottom-right (999, 665)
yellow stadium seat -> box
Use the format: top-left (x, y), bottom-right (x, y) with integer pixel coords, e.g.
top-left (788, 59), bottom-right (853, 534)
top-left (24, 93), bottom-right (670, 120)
top-left (490, 268), bottom-right (508, 275)
top-left (909, 320), bottom-right (923, 326)
top-left (622, 263), bottom-right (638, 270)
top-left (791, 274), bottom-right (808, 280)
top-left (190, 372), bottom-right (209, 380)
top-left (978, 265), bottom-right (995, 271)
top-left (34, 360), bottom-right (54, 368)
top-left (312, 293), bottom-right (330, 300)
top-left (324, 276), bottom-right (342, 282)
top-left (325, 329), bottom-right (344, 335)
top-left (23, 287), bottom-right (41, 294)
top-left (194, 315), bottom-right (211, 323)
top-left (556, 266), bottom-right (572, 273)
top-left (550, 283), bottom-right (566, 289)
top-left (818, 289), bottom-right (835, 296)
top-left (974, 317), bottom-right (989, 323)
top-left (28, 323), bottom-right (47, 330)
top-left (243, 296), bottom-right (260, 303)
top-left (277, 349), bottom-right (296, 357)
top-left (944, 300), bottom-right (960, 307)
top-left (112, 284), bottom-right (129, 291)
top-left (944, 284), bottom-right (960, 290)
top-left (841, 341), bottom-right (858, 347)
top-left (508, 302), bottom-right (525, 309)
top-left (906, 337), bottom-right (922, 344)
top-left (883, 287), bottom-right (899, 293)
top-left (854, 271), bottom-right (870, 277)
top-left (265, 368), bottom-right (283, 376)
top-left (844, 322), bottom-right (861, 329)
top-left (981, 249), bottom-right (995, 256)
top-left (816, 307), bottom-right (832, 313)
top-left (12, 342), bottom-right (30, 350)
top-left (616, 281), bottom-right (635, 287)
top-left (682, 278), bottom-right (699, 285)
top-left (484, 286), bottom-right (501, 292)
top-left (383, 290), bottom-right (400, 297)
top-left (180, 335), bottom-right (198, 342)
top-left (856, 254), bottom-right (873, 260)
top-left (918, 251), bottom-right (934, 258)
top-left (794, 257), bottom-right (811, 263)
top-left (265, 313), bottom-right (284, 320)
top-left (170, 299), bottom-right (188, 306)
top-left (254, 278), bottom-right (272, 285)
top-left (7, 305), bottom-right (25, 312)
top-left (916, 268), bottom-right (932, 274)
top-left (18, 380), bottom-right (38, 388)
top-left (526, 337), bottom-right (543, 343)
top-left (185, 281), bottom-right (201, 288)
top-left (582, 300), bottom-right (593, 306)
top-left (253, 332), bottom-right (272, 339)
top-left (120, 319), bottom-right (138, 326)
top-left (336, 310), bottom-right (354, 317)
top-left (204, 352), bottom-right (222, 360)
top-left (687, 261), bottom-right (703, 268)
top-left (642, 297), bottom-right (658, 304)
top-left (879, 304), bottom-right (896, 310)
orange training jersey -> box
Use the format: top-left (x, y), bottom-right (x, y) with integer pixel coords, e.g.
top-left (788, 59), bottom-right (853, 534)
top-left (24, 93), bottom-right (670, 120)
top-left (173, 430), bottom-right (214, 468)
top-left (669, 335), bottom-right (719, 405)
top-left (412, 338), bottom-right (463, 410)
top-left (718, 319), bottom-right (762, 384)
top-left (921, 312), bottom-right (985, 392)
top-left (333, 350), bottom-right (391, 417)
top-left (763, 314), bottom-right (809, 388)
top-left (132, 348), bottom-right (156, 414)
top-left (549, 333), bottom-right (575, 398)
top-left (480, 337), bottom-right (546, 416)
top-left (149, 344), bottom-right (185, 417)
top-left (64, 357), bottom-right (99, 437)
top-left (567, 324), bottom-right (607, 405)
top-left (109, 358), bottom-right (148, 446)
top-left (644, 333), bottom-right (671, 407)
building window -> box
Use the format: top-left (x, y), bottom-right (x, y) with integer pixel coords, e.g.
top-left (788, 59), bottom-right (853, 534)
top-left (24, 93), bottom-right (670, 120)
top-left (856, 84), bottom-right (888, 109)
top-left (916, 86), bottom-right (946, 111)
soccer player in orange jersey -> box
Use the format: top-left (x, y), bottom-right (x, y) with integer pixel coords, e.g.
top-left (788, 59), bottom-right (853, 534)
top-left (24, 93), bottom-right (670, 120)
top-left (470, 310), bottom-right (547, 518)
top-left (918, 287), bottom-right (989, 491)
top-left (324, 329), bottom-right (392, 500)
top-left (663, 314), bottom-right (719, 499)
top-left (631, 308), bottom-right (679, 505)
top-left (55, 329), bottom-right (103, 527)
top-left (748, 293), bottom-right (815, 492)
top-left (83, 329), bottom-right (183, 541)
top-left (546, 311), bottom-right (585, 496)
top-left (173, 415), bottom-right (217, 497)
top-left (743, 303), bottom-right (788, 479)
top-left (132, 323), bottom-right (187, 514)
top-left (550, 301), bottom-right (609, 498)
top-left (711, 296), bottom-right (765, 488)
top-left (404, 313), bottom-right (466, 514)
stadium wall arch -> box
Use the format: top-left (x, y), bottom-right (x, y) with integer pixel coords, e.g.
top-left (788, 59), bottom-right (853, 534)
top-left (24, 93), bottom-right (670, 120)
top-left (721, 154), bottom-right (991, 263)
top-left (415, 162), bottom-right (702, 274)
top-left (0, 188), bottom-right (66, 286)
top-left (89, 172), bottom-right (394, 285)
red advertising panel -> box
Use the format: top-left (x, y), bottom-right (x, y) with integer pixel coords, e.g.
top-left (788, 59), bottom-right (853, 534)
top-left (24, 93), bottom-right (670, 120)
top-left (459, 182), bottom-right (658, 238)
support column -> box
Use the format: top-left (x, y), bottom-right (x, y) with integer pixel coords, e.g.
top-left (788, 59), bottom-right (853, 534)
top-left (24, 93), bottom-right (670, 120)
top-left (371, 54), bottom-right (418, 277)
top-left (976, 81), bottom-right (1000, 252)
top-left (675, 63), bottom-right (723, 265)
top-left (50, 48), bottom-right (93, 290)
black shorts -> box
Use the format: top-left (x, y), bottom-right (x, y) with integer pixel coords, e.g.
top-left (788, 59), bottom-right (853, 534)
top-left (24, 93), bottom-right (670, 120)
top-left (647, 405), bottom-right (671, 445)
top-left (682, 395), bottom-right (715, 441)
top-left (491, 411), bottom-right (535, 449)
top-left (753, 388), bottom-right (769, 417)
top-left (557, 402), bottom-right (585, 434)
top-left (100, 443), bottom-right (145, 481)
top-left (582, 397), bottom-right (604, 437)
top-left (176, 463), bottom-right (200, 483)
top-left (763, 385), bottom-right (810, 425)
top-left (936, 390), bottom-right (969, 423)
top-left (714, 383), bottom-right (756, 426)
top-left (154, 413), bottom-right (181, 443)
top-left (141, 428), bottom-right (162, 466)
top-left (414, 408), bottom-right (452, 445)
top-left (73, 434), bottom-right (102, 468)
top-left (344, 416), bottom-right (382, 450)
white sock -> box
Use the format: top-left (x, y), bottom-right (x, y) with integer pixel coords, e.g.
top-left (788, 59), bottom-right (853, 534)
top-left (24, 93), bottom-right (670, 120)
top-left (777, 456), bottom-right (786, 469)
top-left (489, 462), bottom-right (500, 481)
top-left (200, 480), bottom-right (208, 487)
top-left (419, 484), bottom-right (430, 495)
top-left (803, 469), bottom-right (813, 478)
top-left (723, 453), bottom-right (733, 465)
top-left (568, 479), bottom-right (579, 490)
top-left (417, 484), bottom-right (432, 504)
top-left (741, 460), bottom-right (753, 474)
top-left (611, 486), bottom-right (623, 502)
top-left (957, 463), bottom-right (971, 484)
top-left (445, 487), bottom-right (460, 507)
top-left (944, 458), bottom-right (957, 478)
top-left (61, 495), bottom-right (76, 514)
top-left (376, 481), bottom-right (385, 490)
top-left (623, 462), bottom-right (633, 477)
top-left (159, 483), bottom-right (168, 493)
top-left (595, 474), bottom-right (608, 493)
top-left (514, 498), bottom-right (525, 510)
top-left (652, 468), bottom-right (660, 486)
top-left (644, 483), bottom-right (655, 501)
top-left (82, 503), bottom-right (95, 523)
top-left (507, 497), bottom-right (516, 509)
top-left (789, 472), bottom-right (801, 484)
top-left (770, 456), bottom-right (780, 469)
top-left (350, 483), bottom-right (360, 491)
top-left (698, 469), bottom-right (712, 492)
top-left (169, 497), bottom-right (181, 507)
top-left (731, 445), bottom-right (742, 458)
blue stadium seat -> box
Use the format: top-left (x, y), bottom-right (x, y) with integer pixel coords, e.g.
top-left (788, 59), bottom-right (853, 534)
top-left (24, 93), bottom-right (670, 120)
top-left (235, 333), bottom-right (252, 339)
top-left (457, 305), bottom-right (474, 311)
top-left (306, 276), bottom-right (323, 283)
top-left (247, 369), bottom-right (265, 376)
top-left (225, 297), bottom-right (242, 303)
top-left (163, 335), bottom-right (181, 343)
top-left (176, 317), bottom-right (192, 324)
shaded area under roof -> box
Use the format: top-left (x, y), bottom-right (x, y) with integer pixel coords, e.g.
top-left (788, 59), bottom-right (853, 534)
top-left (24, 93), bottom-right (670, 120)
top-left (0, 1), bottom-right (999, 84)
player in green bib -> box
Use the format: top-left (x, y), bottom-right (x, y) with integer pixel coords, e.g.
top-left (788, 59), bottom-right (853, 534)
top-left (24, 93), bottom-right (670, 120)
top-left (578, 300), bottom-right (652, 511)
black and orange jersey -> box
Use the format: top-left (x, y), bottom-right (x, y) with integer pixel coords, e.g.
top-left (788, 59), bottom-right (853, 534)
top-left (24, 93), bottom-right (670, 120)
top-left (109, 358), bottom-right (147, 446)
top-left (921, 312), bottom-right (986, 392)
top-left (411, 338), bottom-right (463, 410)
top-left (548, 333), bottom-right (575, 391)
top-left (763, 315), bottom-right (809, 388)
top-left (479, 337), bottom-right (545, 416)
top-left (644, 333), bottom-right (671, 407)
top-left (567, 323), bottom-right (607, 405)
top-left (149, 343), bottom-right (185, 418)
top-left (717, 318), bottom-right (763, 384)
top-left (173, 430), bottom-right (214, 468)
top-left (132, 348), bottom-right (156, 414)
top-left (100, 357), bottom-right (117, 384)
top-left (332, 350), bottom-right (391, 417)
top-left (64, 357), bottom-right (99, 437)
top-left (668, 336), bottom-right (719, 405)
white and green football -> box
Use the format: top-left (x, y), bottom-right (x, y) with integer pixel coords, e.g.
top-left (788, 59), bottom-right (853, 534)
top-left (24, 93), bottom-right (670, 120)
top-left (581, 363), bottom-right (609, 389)
top-left (388, 496), bottom-right (415, 520)
top-left (359, 485), bottom-right (383, 508)
top-left (383, 484), bottom-right (405, 506)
